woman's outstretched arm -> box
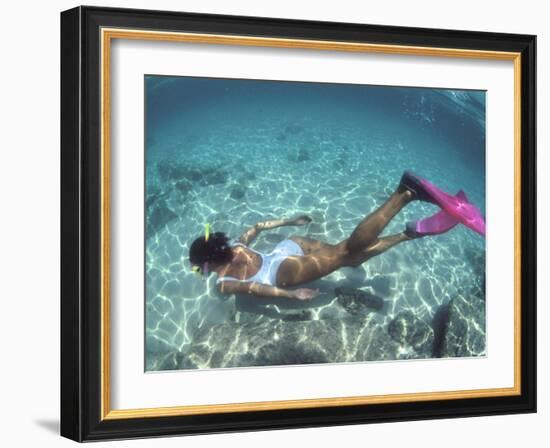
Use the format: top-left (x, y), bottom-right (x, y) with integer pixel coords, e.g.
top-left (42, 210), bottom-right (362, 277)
top-left (237, 215), bottom-right (312, 245)
top-left (218, 280), bottom-right (318, 300)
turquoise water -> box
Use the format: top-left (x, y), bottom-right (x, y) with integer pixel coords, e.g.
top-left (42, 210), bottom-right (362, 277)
top-left (144, 76), bottom-right (486, 371)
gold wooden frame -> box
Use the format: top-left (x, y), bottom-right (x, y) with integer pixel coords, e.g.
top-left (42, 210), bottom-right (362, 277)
top-left (99, 27), bottom-right (522, 421)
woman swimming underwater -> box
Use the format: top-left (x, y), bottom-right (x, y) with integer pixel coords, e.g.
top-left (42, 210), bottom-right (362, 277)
top-left (188, 171), bottom-right (485, 301)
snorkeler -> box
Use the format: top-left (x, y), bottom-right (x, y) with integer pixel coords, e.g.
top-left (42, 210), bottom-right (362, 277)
top-left (188, 171), bottom-right (485, 301)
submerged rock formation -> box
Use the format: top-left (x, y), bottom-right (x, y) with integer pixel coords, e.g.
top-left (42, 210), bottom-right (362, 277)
top-left (146, 195), bottom-right (178, 237)
top-left (438, 293), bottom-right (486, 358)
top-left (151, 315), bottom-right (401, 370)
top-left (335, 287), bottom-right (385, 313)
top-left (147, 287), bottom-right (486, 370)
top-left (387, 310), bottom-right (434, 358)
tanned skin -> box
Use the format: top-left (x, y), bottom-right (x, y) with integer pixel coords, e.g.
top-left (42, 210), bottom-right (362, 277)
top-left (213, 186), bottom-right (416, 301)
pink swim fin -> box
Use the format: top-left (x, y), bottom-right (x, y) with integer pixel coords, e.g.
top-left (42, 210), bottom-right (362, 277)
top-left (401, 171), bottom-right (486, 237)
top-left (406, 208), bottom-right (459, 237)
top-left (405, 190), bottom-right (466, 237)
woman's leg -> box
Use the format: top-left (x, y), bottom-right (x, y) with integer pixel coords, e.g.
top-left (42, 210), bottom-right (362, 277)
top-left (345, 232), bottom-right (412, 266)
top-left (344, 188), bottom-right (414, 255)
top-left (277, 232), bottom-right (414, 286)
top-left (277, 187), bottom-right (414, 287)
top-left (288, 236), bottom-right (335, 255)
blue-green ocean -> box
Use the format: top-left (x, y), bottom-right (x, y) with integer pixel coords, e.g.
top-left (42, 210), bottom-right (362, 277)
top-left (145, 76), bottom-right (486, 371)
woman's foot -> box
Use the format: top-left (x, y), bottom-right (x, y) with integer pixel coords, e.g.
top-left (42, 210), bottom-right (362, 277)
top-left (401, 175), bottom-right (485, 237)
top-left (398, 170), bottom-right (436, 203)
top-left (405, 209), bottom-right (459, 238)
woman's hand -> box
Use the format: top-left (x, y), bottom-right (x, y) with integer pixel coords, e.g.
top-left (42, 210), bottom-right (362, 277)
top-left (292, 288), bottom-right (319, 300)
top-left (292, 215), bottom-right (312, 226)
top-left (219, 281), bottom-right (318, 301)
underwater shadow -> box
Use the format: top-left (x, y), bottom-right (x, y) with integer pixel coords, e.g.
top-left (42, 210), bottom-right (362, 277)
top-left (234, 278), bottom-right (337, 321)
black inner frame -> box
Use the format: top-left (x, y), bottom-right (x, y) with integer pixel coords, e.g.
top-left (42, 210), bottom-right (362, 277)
top-left (60, 6), bottom-right (536, 442)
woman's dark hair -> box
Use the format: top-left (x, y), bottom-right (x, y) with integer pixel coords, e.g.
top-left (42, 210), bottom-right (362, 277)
top-left (189, 232), bottom-right (233, 268)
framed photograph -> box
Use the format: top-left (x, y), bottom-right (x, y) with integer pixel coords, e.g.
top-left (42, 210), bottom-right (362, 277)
top-left (60, 6), bottom-right (536, 442)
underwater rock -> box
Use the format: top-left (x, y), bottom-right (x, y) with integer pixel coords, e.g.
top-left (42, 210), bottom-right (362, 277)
top-left (255, 336), bottom-right (329, 366)
top-left (282, 310), bottom-right (314, 322)
top-left (145, 190), bottom-right (166, 208)
top-left (156, 160), bottom-right (229, 187)
top-left (156, 160), bottom-right (174, 180)
top-left (335, 287), bottom-right (385, 314)
top-left (146, 351), bottom-right (190, 371)
top-left (147, 198), bottom-right (178, 237)
top-left (296, 147), bottom-right (311, 162)
top-left (365, 275), bottom-right (393, 296)
top-left (203, 169), bottom-right (228, 186)
top-left (431, 302), bottom-right (450, 357)
top-left (186, 168), bottom-right (203, 182)
top-left (146, 182), bottom-right (162, 197)
top-left (230, 185), bottom-right (246, 200)
top-left (439, 292), bottom-right (486, 358)
top-left (164, 316), bottom-right (400, 370)
top-left (233, 305), bottom-right (313, 324)
top-left (174, 179), bottom-right (192, 193)
top-left (388, 310), bottom-right (434, 358)
top-left (354, 321), bottom-right (401, 362)
top-left (464, 245), bottom-right (486, 280)
top-left (157, 160), bottom-right (197, 182)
